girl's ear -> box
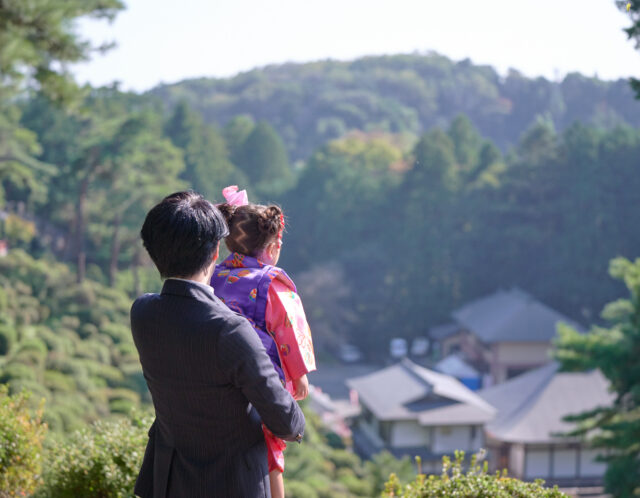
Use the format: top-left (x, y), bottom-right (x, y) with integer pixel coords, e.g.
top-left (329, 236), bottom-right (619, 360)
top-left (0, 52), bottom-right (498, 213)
top-left (269, 241), bottom-right (278, 258)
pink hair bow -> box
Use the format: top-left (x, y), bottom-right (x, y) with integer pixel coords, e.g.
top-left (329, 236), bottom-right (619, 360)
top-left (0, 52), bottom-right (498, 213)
top-left (222, 185), bottom-right (248, 206)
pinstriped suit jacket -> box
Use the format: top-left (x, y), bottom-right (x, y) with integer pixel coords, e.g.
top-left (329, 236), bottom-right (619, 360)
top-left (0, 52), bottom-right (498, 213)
top-left (130, 279), bottom-right (305, 498)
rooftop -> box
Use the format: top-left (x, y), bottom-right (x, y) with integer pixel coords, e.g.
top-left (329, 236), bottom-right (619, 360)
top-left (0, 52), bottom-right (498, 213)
top-left (479, 362), bottom-right (614, 443)
top-left (347, 358), bottom-right (495, 425)
top-left (451, 287), bottom-right (583, 343)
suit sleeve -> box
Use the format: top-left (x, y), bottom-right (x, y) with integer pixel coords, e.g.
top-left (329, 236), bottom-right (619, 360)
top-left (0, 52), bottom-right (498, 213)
top-left (217, 316), bottom-right (305, 442)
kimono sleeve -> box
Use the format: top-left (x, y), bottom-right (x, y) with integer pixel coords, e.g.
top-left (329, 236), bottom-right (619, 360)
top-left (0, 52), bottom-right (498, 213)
top-left (265, 279), bottom-right (316, 382)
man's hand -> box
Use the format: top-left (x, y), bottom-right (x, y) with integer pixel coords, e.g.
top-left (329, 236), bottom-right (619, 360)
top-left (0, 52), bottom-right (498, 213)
top-left (292, 375), bottom-right (309, 400)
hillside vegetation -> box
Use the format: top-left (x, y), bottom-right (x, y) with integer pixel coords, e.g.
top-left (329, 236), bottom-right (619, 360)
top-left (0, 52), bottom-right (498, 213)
top-left (151, 53), bottom-right (640, 160)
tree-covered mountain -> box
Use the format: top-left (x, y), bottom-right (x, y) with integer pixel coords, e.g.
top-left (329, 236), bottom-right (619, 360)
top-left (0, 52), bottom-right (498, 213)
top-left (150, 53), bottom-right (640, 161)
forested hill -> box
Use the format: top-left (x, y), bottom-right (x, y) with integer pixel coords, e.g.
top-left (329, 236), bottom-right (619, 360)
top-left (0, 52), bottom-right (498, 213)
top-left (149, 52), bottom-right (640, 161)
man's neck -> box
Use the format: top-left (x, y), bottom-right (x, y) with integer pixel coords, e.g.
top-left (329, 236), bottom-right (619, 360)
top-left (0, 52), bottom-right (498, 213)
top-left (171, 268), bottom-right (214, 286)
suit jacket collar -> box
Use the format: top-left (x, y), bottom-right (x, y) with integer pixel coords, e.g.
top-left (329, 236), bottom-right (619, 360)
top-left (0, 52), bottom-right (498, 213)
top-left (161, 278), bottom-right (216, 303)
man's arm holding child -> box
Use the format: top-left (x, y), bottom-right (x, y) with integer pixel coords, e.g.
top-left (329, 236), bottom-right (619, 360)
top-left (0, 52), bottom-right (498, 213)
top-left (218, 316), bottom-right (305, 441)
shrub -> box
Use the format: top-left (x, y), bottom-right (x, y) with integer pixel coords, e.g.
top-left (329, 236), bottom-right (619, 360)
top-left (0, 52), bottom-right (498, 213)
top-left (40, 415), bottom-right (152, 497)
top-left (0, 324), bottom-right (17, 355)
top-left (16, 337), bottom-right (48, 356)
top-left (7, 379), bottom-right (50, 402)
top-left (43, 370), bottom-right (77, 392)
top-left (0, 361), bottom-right (38, 383)
top-left (74, 340), bottom-right (111, 363)
top-left (0, 387), bottom-right (48, 497)
top-left (383, 451), bottom-right (569, 498)
top-left (285, 480), bottom-right (319, 498)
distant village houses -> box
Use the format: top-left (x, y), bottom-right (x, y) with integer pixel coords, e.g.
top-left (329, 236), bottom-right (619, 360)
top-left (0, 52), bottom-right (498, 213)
top-left (342, 287), bottom-right (611, 492)
top-left (346, 359), bottom-right (612, 490)
top-left (479, 363), bottom-right (612, 487)
top-left (347, 359), bottom-right (495, 473)
top-left (429, 287), bottom-right (583, 386)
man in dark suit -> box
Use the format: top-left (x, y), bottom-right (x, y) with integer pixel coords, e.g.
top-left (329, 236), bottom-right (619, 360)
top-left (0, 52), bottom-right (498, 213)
top-left (131, 191), bottom-right (305, 497)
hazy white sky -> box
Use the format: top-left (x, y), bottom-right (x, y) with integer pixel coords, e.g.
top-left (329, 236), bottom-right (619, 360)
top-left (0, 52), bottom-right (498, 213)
top-left (72, 0), bottom-right (640, 92)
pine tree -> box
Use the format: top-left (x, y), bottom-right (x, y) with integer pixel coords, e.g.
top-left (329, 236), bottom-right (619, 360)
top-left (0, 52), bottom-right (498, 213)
top-left (555, 257), bottom-right (640, 497)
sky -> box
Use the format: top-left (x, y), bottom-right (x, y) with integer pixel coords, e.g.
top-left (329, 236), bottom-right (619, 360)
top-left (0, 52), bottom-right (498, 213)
top-left (72, 0), bottom-right (640, 92)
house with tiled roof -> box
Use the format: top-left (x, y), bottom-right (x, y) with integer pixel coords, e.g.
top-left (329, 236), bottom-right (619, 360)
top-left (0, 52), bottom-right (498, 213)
top-left (346, 360), bottom-right (614, 491)
top-left (346, 358), bottom-right (496, 473)
top-left (430, 288), bottom-right (582, 385)
top-left (479, 362), bottom-right (613, 488)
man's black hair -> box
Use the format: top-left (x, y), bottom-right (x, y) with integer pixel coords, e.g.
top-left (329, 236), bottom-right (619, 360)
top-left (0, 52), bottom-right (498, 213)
top-left (141, 191), bottom-right (229, 278)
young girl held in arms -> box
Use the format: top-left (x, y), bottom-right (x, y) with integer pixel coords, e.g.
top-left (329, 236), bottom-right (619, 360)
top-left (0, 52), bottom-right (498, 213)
top-left (211, 186), bottom-right (316, 498)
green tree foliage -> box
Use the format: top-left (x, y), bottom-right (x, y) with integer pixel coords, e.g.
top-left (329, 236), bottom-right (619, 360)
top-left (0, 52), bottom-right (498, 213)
top-left (282, 132), bottom-right (405, 349)
top-left (392, 127), bottom-right (462, 333)
top-left (91, 110), bottom-right (185, 285)
top-left (384, 451), bottom-right (567, 498)
top-left (475, 122), bottom-right (640, 317)
top-left (281, 114), bottom-right (640, 356)
top-left (0, 0), bottom-right (124, 206)
top-left (19, 90), bottom-right (185, 284)
top-left (223, 114), bottom-right (255, 165)
top-left (164, 100), bottom-right (240, 199)
top-left (151, 53), bottom-right (640, 161)
top-left (617, 0), bottom-right (640, 97)
top-left (448, 115), bottom-right (483, 173)
top-left (0, 0), bottom-right (123, 101)
top-left (236, 120), bottom-right (292, 195)
top-left (0, 387), bottom-right (47, 497)
top-left (554, 257), bottom-right (640, 497)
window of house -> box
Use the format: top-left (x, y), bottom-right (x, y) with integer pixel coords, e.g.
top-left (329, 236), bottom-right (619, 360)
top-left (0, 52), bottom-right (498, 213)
top-left (379, 421), bottom-right (392, 443)
top-left (507, 366), bottom-right (532, 379)
top-left (361, 405), bottom-right (373, 425)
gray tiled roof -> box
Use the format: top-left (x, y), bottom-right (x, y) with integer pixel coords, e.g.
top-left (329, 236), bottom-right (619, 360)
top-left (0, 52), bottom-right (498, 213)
top-left (435, 354), bottom-right (480, 378)
top-left (479, 363), bottom-right (614, 443)
top-left (429, 323), bottom-right (459, 340)
top-left (346, 359), bottom-right (495, 424)
top-left (452, 288), bottom-right (582, 343)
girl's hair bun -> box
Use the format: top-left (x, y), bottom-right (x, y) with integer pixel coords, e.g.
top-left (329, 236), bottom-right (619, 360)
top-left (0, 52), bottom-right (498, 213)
top-left (258, 205), bottom-right (283, 236)
top-left (224, 203), bottom-right (285, 256)
top-left (217, 203), bottom-right (237, 226)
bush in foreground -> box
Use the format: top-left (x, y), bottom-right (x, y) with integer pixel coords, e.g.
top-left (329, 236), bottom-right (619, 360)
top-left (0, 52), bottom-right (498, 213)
top-left (39, 414), bottom-right (152, 497)
top-left (383, 451), bottom-right (568, 498)
top-left (0, 387), bottom-right (47, 497)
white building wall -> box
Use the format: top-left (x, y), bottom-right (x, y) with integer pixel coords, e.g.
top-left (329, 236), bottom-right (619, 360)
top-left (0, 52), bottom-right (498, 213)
top-left (432, 426), bottom-right (472, 453)
top-left (553, 449), bottom-right (578, 478)
top-left (496, 342), bottom-right (551, 364)
top-left (580, 449), bottom-right (607, 477)
top-left (470, 425), bottom-right (483, 450)
top-left (509, 443), bottom-right (525, 478)
top-left (525, 448), bottom-right (550, 479)
top-left (391, 420), bottom-right (430, 447)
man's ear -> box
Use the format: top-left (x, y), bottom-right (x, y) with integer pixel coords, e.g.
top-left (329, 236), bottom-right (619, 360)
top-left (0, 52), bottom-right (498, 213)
top-left (212, 242), bottom-right (220, 264)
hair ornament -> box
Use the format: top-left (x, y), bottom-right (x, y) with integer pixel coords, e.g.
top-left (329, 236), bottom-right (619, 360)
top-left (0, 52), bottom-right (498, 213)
top-left (222, 185), bottom-right (249, 207)
top-left (278, 213), bottom-right (285, 245)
